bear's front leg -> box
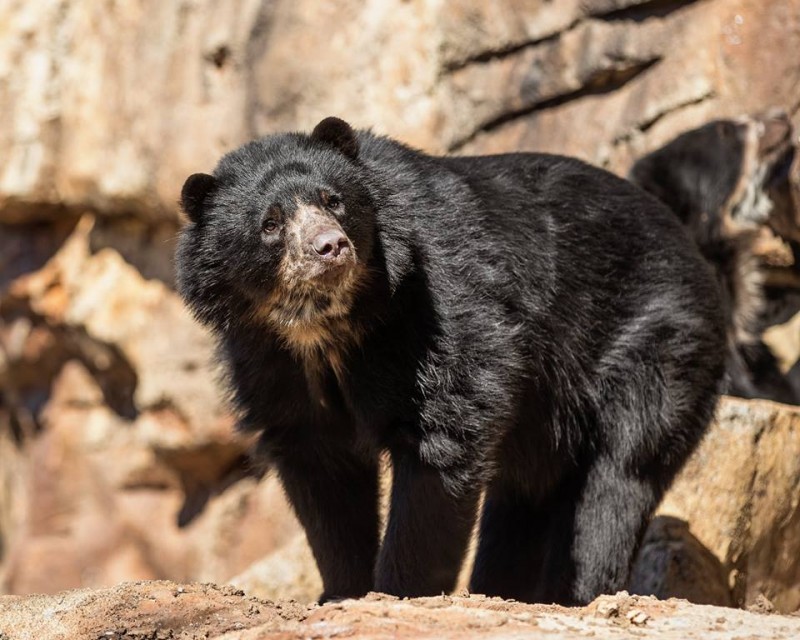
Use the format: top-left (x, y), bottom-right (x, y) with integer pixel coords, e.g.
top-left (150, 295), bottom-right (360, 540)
top-left (375, 451), bottom-right (481, 597)
top-left (274, 441), bottom-right (381, 602)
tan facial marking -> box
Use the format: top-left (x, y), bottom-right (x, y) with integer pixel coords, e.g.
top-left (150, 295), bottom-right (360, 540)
top-left (721, 118), bottom-right (780, 236)
top-left (717, 117), bottom-right (786, 345)
top-left (251, 201), bottom-right (366, 393)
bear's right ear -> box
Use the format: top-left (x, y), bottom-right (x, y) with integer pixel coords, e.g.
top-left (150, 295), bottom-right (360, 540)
top-left (311, 117), bottom-right (359, 161)
top-left (181, 173), bottom-right (217, 223)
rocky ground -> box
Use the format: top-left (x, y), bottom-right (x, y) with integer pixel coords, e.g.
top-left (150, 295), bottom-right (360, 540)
top-left (2, 581), bottom-right (800, 640)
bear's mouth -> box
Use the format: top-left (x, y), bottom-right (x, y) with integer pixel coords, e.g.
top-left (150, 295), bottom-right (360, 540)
top-left (257, 270), bottom-right (365, 357)
top-left (260, 259), bottom-right (363, 329)
top-left (301, 255), bottom-right (357, 288)
top-left (267, 289), bottom-right (337, 326)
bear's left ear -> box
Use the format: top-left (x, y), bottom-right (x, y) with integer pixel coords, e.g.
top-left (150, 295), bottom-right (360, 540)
top-left (181, 173), bottom-right (217, 223)
top-left (311, 117), bottom-right (359, 161)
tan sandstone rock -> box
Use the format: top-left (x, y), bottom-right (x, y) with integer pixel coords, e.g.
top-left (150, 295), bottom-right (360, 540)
top-left (1, 1), bottom-right (798, 223)
top-left (0, 218), bottom-right (301, 594)
top-left (2, 581), bottom-right (800, 640)
top-left (632, 397), bottom-right (800, 612)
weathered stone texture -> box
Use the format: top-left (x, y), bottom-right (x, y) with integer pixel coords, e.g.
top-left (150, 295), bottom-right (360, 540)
top-left (3, 582), bottom-right (800, 640)
top-left (631, 399), bottom-right (800, 612)
top-left (2, 1), bottom-right (798, 222)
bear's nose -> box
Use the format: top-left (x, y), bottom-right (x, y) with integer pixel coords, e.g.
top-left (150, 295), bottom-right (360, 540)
top-left (312, 229), bottom-right (350, 257)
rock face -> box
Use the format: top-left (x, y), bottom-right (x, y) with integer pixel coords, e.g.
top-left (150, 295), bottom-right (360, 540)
top-left (1, 0), bottom-right (800, 614)
top-left (1, 581), bottom-right (800, 640)
top-left (0, 216), bottom-right (302, 593)
top-left (1, 0), bottom-right (799, 222)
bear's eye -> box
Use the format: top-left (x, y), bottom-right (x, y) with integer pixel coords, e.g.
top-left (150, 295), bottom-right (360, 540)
top-left (262, 219), bottom-right (280, 235)
top-left (321, 190), bottom-right (341, 210)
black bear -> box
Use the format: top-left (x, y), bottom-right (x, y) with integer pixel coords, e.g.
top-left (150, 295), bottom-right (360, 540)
top-left (176, 117), bottom-right (725, 605)
top-left (630, 110), bottom-right (799, 404)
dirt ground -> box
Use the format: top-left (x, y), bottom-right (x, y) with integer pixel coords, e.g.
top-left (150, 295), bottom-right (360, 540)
top-left (1, 581), bottom-right (799, 640)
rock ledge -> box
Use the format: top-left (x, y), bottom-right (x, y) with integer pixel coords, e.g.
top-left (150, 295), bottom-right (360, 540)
top-left (1, 581), bottom-right (799, 639)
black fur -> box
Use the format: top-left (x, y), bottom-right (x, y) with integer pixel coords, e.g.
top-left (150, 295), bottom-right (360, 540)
top-left (181, 172), bottom-right (218, 223)
top-left (311, 116), bottom-right (360, 161)
top-left (176, 118), bottom-right (725, 605)
top-left (630, 113), bottom-right (798, 404)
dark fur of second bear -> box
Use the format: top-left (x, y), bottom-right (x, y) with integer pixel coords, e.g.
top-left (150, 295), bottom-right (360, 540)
top-left (176, 117), bottom-right (725, 605)
top-left (630, 112), bottom-right (798, 404)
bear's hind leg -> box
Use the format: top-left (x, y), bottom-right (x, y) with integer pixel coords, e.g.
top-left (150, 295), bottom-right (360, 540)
top-left (470, 456), bottom-right (659, 605)
top-left (568, 455), bottom-right (659, 603)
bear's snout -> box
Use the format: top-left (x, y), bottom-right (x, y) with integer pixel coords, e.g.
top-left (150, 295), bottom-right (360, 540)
top-left (311, 227), bottom-right (351, 259)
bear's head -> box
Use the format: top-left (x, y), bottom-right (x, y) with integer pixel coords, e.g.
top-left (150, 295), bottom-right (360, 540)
top-left (176, 117), bottom-right (377, 349)
top-left (629, 110), bottom-right (796, 240)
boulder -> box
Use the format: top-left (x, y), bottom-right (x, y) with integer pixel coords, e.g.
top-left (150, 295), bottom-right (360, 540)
top-left (631, 397), bottom-right (800, 612)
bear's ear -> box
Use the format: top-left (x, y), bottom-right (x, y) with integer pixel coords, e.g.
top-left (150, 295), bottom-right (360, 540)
top-left (181, 173), bottom-right (217, 223)
top-left (311, 117), bottom-right (359, 160)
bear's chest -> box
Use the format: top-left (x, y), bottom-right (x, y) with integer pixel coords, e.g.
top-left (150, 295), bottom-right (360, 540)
top-left (292, 338), bottom-right (419, 443)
